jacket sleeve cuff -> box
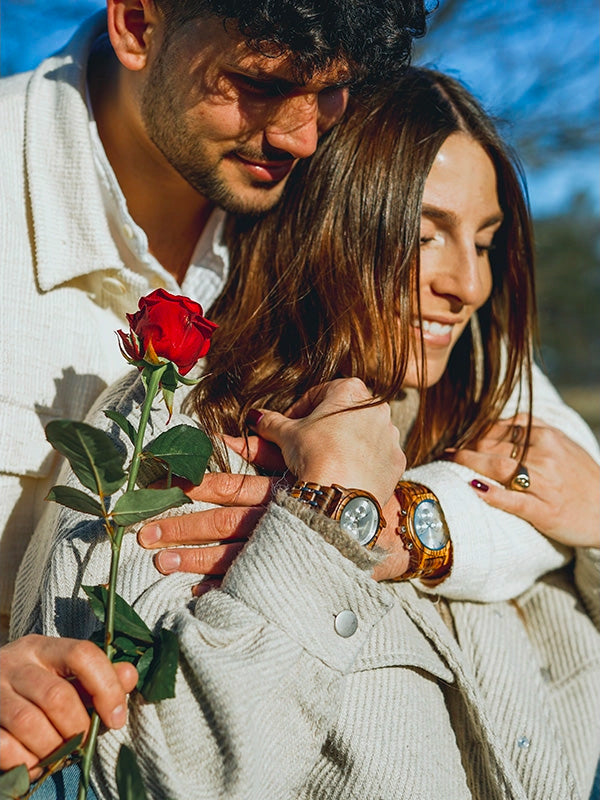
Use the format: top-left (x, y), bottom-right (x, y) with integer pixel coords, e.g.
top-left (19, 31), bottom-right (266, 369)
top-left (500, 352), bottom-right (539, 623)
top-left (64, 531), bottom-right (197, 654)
top-left (221, 501), bottom-right (393, 673)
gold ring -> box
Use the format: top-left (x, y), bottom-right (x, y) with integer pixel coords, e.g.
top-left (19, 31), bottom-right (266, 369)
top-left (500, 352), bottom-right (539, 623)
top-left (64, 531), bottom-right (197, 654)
top-left (510, 464), bottom-right (530, 492)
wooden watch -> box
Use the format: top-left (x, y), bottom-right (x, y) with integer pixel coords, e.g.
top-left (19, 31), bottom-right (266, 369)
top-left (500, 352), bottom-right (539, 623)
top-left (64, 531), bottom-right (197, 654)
top-left (394, 481), bottom-right (452, 581)
top-left (288, 481), bottom-right (385, 548)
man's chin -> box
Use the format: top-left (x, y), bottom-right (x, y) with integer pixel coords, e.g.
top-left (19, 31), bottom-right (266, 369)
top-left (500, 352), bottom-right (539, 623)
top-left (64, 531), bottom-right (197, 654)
top-left (214, 182), bottom-right (288, 217)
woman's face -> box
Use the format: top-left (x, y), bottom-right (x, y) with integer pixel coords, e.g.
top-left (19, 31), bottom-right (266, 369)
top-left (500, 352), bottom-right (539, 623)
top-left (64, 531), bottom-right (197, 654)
top-left (402, 132), bottom-right (502, 389)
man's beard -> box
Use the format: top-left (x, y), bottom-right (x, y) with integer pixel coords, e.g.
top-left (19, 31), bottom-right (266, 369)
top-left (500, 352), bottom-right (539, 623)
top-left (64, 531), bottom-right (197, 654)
top-left (141, 46), bottom-right (286, 217)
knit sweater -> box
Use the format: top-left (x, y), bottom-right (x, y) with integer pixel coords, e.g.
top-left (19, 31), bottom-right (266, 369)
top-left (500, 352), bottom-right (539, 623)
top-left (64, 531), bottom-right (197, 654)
top-left (11, 368), bottom-right (600, 799)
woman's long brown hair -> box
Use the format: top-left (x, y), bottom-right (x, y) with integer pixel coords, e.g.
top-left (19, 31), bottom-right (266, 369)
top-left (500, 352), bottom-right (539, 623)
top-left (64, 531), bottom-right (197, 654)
top-left (189, 68), bottom-right (537, 469)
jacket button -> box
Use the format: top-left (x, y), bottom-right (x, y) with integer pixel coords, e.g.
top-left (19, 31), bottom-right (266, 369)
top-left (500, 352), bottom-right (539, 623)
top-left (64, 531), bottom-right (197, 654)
top-left (102, 276), bottom-right (127, 295)
top-left (334, 610), bottom-right (358, 638)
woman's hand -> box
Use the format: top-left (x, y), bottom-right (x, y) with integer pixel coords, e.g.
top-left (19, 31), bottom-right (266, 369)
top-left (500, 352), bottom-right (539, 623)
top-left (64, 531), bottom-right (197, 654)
top-left (138, 379), bottom-right (409, 586)
top-left (450, 413), bottom-right (600, 548)
top-left (245, 378), bottom-right (406, 508)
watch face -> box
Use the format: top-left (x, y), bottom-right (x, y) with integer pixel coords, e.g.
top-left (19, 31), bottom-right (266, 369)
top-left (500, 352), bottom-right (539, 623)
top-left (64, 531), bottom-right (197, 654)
top-left (339, 496), bottom-right (380, 546)
top-left (413, 499), bottom-right (449, 550)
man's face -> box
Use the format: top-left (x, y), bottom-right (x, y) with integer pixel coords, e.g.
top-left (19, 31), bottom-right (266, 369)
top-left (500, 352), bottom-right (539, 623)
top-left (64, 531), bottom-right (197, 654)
top-left (141, 16), bottom-right (350, 214)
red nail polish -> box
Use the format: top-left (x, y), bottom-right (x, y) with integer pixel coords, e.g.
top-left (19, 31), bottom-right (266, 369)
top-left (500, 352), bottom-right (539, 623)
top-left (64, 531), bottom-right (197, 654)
top-left (245, 409), bottom-right (263, 428)
top-left (470, 479), bottom-right (489, 492)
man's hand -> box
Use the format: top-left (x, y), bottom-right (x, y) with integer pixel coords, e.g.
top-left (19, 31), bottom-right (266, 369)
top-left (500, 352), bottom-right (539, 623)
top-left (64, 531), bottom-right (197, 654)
top-left (138, 472), bottom-right (277, 583)
top-left (0, 635), bottom-right (137, 776)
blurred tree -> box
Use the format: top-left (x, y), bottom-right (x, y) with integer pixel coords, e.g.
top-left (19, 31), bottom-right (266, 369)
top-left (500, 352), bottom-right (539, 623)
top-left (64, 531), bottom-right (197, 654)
top-left (534, 191), bottom-right (600, 386)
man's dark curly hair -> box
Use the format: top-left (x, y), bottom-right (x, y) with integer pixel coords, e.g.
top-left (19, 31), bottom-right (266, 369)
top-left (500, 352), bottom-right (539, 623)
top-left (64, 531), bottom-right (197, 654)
top-left (154, 0), bottom-right (430, 85)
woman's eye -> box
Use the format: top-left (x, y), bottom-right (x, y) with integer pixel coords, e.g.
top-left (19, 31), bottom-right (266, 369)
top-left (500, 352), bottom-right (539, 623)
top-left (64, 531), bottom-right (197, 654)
top-left (475, 243), bottom-right (496, 255)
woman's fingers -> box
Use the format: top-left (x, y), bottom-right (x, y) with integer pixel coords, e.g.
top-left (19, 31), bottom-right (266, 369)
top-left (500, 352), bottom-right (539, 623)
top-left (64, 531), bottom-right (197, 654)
top-left (451, 447), bottom-right (522, 487)
top-left (221, 433), bottom-right (287, 474)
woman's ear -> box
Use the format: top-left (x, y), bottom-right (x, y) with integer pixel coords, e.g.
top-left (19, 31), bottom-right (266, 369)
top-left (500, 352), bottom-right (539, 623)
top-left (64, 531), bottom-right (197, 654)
top-left (106, 0), bottom-right (160, 71)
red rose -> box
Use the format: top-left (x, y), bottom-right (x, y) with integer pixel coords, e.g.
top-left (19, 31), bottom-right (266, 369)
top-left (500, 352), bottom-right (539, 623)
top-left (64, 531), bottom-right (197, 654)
top-left (117, 289), bottom-right (218, 375)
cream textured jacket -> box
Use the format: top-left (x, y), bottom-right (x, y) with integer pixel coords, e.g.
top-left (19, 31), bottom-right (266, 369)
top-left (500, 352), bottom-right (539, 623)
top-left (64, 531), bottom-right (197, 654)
top-left (0, 13), bottom-right (227, 633)
top-left (12, 369), bottom-right (600, 800)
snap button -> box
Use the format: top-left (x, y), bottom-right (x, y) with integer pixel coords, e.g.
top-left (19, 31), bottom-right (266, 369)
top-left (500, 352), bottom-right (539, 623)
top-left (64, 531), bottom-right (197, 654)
top-left (102, 276), bottom-right (127, 296)
top-left (334, 610), bottom-right (358, 638)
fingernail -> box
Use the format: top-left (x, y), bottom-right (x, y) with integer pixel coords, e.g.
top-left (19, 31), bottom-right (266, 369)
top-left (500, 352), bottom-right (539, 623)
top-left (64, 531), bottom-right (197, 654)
top-left (192, 580), bottom-right (218, 597)
top-left (245, 409), bottom-right (263, 428)
top-left (110, 704), bottom-right (127, 727)
top-left (155, 550), bottom-right (181, 573)
top-left (470, 479), bottom-right (489, 492)
top-left (139, 524), bottom-right (161, 547)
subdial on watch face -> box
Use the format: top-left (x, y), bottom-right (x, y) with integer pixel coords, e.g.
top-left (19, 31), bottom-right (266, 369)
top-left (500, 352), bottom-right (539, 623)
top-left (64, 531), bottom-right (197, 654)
top-left (413, 499), bottom-right (448, 550)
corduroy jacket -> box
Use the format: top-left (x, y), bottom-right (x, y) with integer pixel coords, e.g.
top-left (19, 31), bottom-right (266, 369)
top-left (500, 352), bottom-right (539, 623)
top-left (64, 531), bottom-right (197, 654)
top-left (11, 369), bottom-right (600, 799)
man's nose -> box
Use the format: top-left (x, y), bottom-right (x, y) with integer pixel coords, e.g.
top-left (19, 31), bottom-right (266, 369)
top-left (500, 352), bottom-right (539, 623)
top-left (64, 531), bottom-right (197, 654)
top-left (264, 93), bottom-right (321, 159)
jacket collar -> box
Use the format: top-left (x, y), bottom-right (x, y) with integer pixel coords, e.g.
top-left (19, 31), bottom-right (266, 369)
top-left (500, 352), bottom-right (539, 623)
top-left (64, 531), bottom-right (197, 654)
top-left (24, 12), bottom-right (124, 292)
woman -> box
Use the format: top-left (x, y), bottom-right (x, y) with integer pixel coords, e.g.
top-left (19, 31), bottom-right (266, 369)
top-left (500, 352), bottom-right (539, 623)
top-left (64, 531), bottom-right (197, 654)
top-left (12, 69), bottom-right (600, 798)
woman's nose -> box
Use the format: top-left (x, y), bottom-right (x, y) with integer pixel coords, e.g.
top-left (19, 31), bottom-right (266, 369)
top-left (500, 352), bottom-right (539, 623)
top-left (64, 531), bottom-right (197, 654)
top-left (429, 242), bottom-right (490, 309)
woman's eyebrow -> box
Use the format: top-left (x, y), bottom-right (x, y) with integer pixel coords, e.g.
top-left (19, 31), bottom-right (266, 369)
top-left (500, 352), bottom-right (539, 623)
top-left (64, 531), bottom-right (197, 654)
top-left (421, 205), bottom-right (504, 230)
top-left (421, 205), bottom-right (458, 225)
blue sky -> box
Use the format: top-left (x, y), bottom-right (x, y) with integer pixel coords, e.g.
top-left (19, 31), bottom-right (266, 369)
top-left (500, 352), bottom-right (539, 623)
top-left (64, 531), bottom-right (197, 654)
top-left (2, 0), bottom-right (598, 218)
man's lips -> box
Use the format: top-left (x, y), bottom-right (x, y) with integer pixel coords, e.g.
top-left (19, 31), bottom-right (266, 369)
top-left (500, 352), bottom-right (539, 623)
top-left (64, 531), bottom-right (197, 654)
top-left (232, 153), bottom-right (295, 183)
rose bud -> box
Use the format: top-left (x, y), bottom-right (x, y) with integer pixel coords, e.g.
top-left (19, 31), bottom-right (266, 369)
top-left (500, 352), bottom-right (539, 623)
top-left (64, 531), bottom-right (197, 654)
top-left (117, 289), bottom-right (218, 375)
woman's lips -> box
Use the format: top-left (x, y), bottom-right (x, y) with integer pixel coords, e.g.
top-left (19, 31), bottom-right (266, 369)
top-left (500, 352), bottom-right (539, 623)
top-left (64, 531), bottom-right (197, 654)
top-left (413, 318), bottom-right (455, 346)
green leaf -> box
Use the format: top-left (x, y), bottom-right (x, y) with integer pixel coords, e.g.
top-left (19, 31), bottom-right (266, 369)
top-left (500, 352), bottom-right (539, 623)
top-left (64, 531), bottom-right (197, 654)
top-left (135, 455), bottom-right (169, 489)
top-left (135, 646), bottom-right (155, 690)
top-left (112, 635), bottom-right (150, 658)
top-left (145, 425), bottom-right (213, 484)
top-left (104, 409), bottom-right (138, 446)
top-left (139, 629), bottom-right (179, 703)
top-left (82, 586), bottom-right (153, 644)
top-left (0, 765), bottom-right (29, 798)
top-left (37, 732), bottom-right (84, 768)
top-left (46, 420), bottom-right (127, 496)
top-left (111, 487), bottom-right (191, 526)
top-left (45, 486), bottom-right (105, 517)
top-left (115, 745), bottom-right (148, 800)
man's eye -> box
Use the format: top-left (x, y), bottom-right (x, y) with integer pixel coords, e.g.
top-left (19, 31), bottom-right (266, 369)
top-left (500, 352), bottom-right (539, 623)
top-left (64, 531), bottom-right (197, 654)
top-left (234, 75), bottom-right (282, 97)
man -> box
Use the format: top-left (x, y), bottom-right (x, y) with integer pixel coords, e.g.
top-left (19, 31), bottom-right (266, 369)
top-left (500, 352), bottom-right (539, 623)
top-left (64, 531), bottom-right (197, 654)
top-left (0, 0), bottom-right (427, 776)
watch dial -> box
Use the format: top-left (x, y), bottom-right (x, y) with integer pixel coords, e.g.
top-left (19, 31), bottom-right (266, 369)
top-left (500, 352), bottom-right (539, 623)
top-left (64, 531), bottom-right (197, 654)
top-left (339, 497), bottom-right (379, 546)
top-left (413, 499), bottom-right (449, 550)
